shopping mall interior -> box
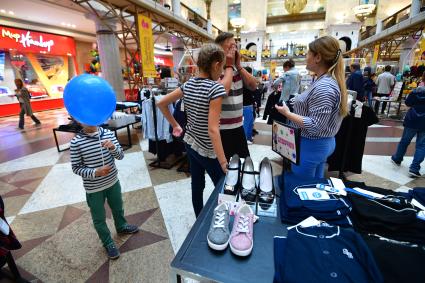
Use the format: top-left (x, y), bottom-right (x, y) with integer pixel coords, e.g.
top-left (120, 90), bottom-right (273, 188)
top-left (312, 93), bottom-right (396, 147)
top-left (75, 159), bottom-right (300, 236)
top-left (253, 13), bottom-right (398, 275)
top-left (0, 0), bottom-right (425, 282)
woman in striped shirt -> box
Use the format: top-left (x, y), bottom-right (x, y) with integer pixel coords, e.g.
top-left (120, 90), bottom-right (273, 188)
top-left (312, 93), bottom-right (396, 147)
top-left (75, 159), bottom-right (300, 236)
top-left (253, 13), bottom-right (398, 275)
top-left (157, 43), bottom-right (230, 217)
top-left (276, 36), bottom-right (348, 178)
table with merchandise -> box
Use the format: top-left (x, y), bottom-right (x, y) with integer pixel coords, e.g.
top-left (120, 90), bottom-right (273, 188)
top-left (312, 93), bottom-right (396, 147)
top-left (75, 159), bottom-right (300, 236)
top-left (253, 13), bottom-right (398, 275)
top-left (170, 156), bottom-right (425, 283)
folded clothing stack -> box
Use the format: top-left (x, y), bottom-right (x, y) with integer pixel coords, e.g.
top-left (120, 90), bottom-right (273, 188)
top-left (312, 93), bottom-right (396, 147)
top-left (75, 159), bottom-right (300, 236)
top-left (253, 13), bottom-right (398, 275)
top-left (273, 224), bottom-right (383, 283)
top-left (280, 173), bottom-right (352, 226)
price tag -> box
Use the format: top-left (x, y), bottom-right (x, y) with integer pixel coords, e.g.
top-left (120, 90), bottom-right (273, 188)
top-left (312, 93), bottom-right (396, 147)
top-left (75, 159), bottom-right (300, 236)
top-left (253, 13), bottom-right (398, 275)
top-left (0, 218), bottom-right (10, 235)
top-left (298, 188), bottom-right (330, 200)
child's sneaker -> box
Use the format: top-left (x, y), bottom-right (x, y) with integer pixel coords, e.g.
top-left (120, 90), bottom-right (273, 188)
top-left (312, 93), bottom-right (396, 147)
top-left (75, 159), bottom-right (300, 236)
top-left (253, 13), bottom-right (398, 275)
top-left (118, 224), bottom-right (139, 234)
top-left (105, 243), bottom-right (120, 259)
top-left (207, 203), bottom-right (230, 251)
top-left (229, 204), bottom-right (254, 257)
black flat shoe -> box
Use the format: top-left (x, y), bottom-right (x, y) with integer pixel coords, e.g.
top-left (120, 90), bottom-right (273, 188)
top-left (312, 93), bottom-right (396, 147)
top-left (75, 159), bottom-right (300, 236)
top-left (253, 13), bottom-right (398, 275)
top-left (224, 154), bottom-right (240, 195)
top-left (258, 157), bottom-right (275, 204)
top-left (241, 156), bottom-right (257, 202)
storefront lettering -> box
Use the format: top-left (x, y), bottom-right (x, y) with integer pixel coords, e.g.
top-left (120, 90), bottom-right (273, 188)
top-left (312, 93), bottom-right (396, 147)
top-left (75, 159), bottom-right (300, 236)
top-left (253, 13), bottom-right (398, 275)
top-left (154, 57), bottom-right (165, 65)
top-left (1, 28), bottom-right (54, 52)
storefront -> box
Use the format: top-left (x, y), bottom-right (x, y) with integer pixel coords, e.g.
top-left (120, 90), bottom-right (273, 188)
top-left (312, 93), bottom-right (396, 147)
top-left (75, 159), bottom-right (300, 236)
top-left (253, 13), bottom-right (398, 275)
top-left (0, 25), bottom-right (77, 117)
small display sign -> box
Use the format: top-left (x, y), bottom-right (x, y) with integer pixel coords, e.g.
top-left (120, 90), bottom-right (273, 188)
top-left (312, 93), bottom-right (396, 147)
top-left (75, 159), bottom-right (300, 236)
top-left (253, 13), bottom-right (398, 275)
top-left (272, 121), bottom-right (301, 165)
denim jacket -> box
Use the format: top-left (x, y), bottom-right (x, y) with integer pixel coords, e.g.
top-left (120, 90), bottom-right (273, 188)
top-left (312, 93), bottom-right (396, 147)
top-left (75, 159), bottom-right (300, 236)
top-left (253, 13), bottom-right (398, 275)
top-left (273, 68), bottom-right (300, 102)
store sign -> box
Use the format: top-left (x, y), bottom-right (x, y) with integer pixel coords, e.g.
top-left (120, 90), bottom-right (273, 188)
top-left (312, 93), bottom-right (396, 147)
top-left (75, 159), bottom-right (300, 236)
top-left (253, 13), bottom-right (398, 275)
top-left (270, 61), bottom-right (277, 78)
top-left (138, 15), bottom-right (157, 78)
top-left (0, 26), bottom-right (76, 56)
top-left (154, 56), bottom-right (173, 66)
top-left (372, 44), bottom-right (380, 66)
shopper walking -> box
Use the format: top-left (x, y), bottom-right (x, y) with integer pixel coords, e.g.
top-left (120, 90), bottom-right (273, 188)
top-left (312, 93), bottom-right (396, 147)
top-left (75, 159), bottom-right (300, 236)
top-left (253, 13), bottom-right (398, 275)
top-left (242, 67), bottom-right (256, 144)
top-left (273, 59), bottom-right (300, 103)
top-left (70, 125), bottom-right (139, 259)
top-left (275, 36), bottom-right (348, 178)
top-left (215, 32), bottom-right (258, 161)
top-left (14, 79), bottom-right (41, 130)
top-left (391, 87), bottom-right (425, 177)
top-left (157, 43), bottom-right (228, 217)
top-left (374, 65), bottom-right (395, 114)
top-left (363, 67), bottom-right (376, 107)
top-left (346, 63), bottom-right (365, 101)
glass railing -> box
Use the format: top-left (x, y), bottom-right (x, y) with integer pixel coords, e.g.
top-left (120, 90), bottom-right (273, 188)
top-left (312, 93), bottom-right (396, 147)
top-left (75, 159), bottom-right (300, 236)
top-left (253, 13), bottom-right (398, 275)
top-left (360, 3), bottom-right (425, 41)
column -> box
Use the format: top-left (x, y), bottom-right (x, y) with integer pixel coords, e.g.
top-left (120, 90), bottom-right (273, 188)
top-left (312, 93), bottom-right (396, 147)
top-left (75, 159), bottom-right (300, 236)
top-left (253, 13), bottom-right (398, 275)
top-left (207, 20), bottom-right (212, 34)
top-left (376, 19), bottom-right (383, 34)
top-left (172, 0), bottom-right (181, 17)
top-left (171, 38), bottom-right (186, 80)
top-left (87, 14), bottom-right (125, 101)
top-left (410, 0), bottom-right (421, 18)
top-left (398, 37), bottom-right (416, 72)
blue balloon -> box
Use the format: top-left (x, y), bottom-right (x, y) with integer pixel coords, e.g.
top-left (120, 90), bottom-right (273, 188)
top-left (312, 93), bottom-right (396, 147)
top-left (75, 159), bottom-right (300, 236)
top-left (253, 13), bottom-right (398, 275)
top-left (64, 74), bottom-right (116, 126)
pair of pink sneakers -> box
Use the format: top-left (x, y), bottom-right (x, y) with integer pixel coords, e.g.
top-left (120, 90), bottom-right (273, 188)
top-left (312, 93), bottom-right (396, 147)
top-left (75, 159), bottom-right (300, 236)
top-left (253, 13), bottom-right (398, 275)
top-left (229, 204), bottom-right (255, 257)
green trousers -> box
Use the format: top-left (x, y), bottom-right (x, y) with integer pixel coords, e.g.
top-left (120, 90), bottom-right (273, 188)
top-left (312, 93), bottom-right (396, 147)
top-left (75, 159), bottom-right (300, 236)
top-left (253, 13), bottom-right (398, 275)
top-left (86, 181), bottom-right (127, 247)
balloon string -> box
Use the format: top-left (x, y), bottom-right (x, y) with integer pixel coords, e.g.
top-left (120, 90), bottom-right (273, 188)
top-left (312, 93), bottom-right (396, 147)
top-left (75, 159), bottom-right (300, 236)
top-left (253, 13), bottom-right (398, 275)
top-left (98, 128), bottom-right (105, 167)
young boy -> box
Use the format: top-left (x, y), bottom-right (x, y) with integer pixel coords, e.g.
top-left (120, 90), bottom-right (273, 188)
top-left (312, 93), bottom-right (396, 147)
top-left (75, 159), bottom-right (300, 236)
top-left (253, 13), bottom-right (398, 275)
top-left (70, 124), bottom-right (138, 259)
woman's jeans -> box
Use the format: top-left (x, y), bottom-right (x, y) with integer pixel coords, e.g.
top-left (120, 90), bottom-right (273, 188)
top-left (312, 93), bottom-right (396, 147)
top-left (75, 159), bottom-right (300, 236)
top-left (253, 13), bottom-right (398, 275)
top-left (392, 127), bottom-right (425, 173)
top-left (291, 136), bottom-right (336, 178)
top-left (185, 143), bottom-right (224, 217)
top-left (243, 105), bottom-right (254, 141)
top-left (366, 90), bottom-right (373, 107)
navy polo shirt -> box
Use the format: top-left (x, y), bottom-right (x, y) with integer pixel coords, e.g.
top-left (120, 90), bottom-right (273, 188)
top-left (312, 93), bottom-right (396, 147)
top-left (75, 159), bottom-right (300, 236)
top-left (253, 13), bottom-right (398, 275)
top-left (273, 225), bottom-right (383, 283)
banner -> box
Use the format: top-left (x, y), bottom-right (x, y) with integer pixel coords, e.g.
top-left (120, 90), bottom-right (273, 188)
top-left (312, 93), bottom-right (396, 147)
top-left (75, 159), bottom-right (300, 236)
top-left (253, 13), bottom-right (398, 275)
top-left (270, 61), bottom-right (277, 78)
top-left (138, 15), bottom-right (157, 78)
top-left (372, 44), bottom-right (380, 66)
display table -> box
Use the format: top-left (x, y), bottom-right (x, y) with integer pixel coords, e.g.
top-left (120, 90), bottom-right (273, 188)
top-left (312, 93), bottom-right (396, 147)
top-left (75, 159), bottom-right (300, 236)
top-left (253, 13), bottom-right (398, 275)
top-left (53, 117), bottom-right (139, 152)
top-left (116, 101), bottom-right (139, 113)
top-left (170, 178), bottom-right (285, 283)
top-left (372, 97), bottom-right (402, 117)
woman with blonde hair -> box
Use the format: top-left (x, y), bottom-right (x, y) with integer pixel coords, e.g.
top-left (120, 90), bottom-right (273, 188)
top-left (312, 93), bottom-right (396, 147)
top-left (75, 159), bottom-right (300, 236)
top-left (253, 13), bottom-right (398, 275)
top-left (276, 36), bottom-right (348, 178)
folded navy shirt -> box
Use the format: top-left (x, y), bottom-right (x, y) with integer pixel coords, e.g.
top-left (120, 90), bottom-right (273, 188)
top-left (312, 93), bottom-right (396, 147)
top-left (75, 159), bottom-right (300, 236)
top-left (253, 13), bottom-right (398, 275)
top-left (273, 225), bottom-right (383, 283)
top-left (280, 173), bottom-right (352, 226)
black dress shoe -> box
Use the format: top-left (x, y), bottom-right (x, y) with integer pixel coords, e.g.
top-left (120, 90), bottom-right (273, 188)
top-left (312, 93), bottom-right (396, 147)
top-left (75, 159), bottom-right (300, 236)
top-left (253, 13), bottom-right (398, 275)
top-left (224, 154), bottom-right (240, 195)
top-left (241, 156), bottom-right (257, 202)
top-left (258, 157), bottom-right (275, 204)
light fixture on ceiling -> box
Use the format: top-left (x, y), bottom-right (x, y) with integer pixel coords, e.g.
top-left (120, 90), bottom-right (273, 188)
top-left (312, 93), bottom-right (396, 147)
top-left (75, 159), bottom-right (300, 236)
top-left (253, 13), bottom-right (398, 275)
top-left (230, 17), bottom-right (246, 43)
top-left (0, 9), bottom-right (5, 13)
top-left (8, 11), bottom-right (14, 15)
top-left (353, 1), bottom-right (376, 22)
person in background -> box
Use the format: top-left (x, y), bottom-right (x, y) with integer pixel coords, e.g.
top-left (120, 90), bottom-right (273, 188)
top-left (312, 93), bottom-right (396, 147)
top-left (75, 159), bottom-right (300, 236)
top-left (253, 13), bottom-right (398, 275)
top-left (391, 86), bottom-right (425, 177)
top-left (275, 36), bottom-right (348, 178)
top-left (374, 65), bottom-right (395, 114)
top-left (157, 43), bottom-right (228, 217)
top-left (363, 67), bottom-right (376, 107)
top-left (273, 59), bottom-right (300, 103)
top-left (346, 63), bottom-right (365, 101)
top-left (418, 71), bottom-right (425, 87)
top-left (14, 79), bottom-right (41, 130)
top-left (214, 32), bottom-right (257, 161)
top-left (70, 124), bottom-right (139, 260)
top-left (242, 66), bottom-right (256, 144)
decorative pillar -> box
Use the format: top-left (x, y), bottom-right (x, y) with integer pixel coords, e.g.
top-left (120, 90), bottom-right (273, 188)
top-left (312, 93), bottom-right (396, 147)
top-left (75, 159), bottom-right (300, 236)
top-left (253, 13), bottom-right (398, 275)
top-left (207, 20), bottom-right (212, 34)
top-left (376, 19), bottom-right (383, 34)
top-left (172, 0), bottom-right (181, 17)
top-left (410, 0), bottom-right (421, 18)
top-left (171, 38), bottom-right (186, 79)
top-left (87, 14), bottom-right (125, 101)
top-left (399, 37), bottom-right (416, 72)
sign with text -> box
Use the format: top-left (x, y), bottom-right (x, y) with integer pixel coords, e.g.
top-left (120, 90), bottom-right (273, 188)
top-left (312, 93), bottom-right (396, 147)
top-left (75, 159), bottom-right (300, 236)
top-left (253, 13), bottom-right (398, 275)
top-left (0, 26), bottom-right (76, 56)
top-left (391, 81), bottom-right (403, 99)
top-left (270, 60), bottom-right (277, 78)
top-left (372, 44), bottom-right (380, 66)
top-left (272, 121), bottom-right (300, 164)
top-left (138, 15), bottom-right (157, 78)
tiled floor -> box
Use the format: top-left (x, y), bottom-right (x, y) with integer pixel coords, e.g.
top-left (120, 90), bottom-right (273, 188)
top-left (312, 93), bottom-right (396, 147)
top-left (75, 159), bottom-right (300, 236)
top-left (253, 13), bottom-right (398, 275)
top-left (0, 105), bottom-right (424, 282)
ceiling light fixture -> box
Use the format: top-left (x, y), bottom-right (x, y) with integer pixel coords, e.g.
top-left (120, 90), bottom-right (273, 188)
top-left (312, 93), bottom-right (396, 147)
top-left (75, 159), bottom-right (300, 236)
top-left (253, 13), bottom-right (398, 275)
top-left (8, 11), bottom-right (14, 15)
top-left (353, 3), bottom-right (376, 21)
top-left (0, 9), bottom-right (6, 13)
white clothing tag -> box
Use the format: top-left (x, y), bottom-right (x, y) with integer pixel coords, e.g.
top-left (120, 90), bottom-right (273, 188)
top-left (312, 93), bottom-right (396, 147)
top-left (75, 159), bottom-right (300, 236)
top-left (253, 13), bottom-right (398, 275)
top-left (0, 218), bottom-right (10, 235)
top-left (352, 187), bottom-right (385, 199)
top-left (417, 211), bottom-right (425, 221)
top-left (180, 101), bottom-right (184, 112)
top-left (329, 178), bottom-right (347, 196)
top-left (412, 199), bottom-right (425, 211)
top-left (354, 101), bottom-right (363, 118)
top-left (298, 188), bottom-right (330, 200)
top-left (288, 216), bottom-right (321, 230)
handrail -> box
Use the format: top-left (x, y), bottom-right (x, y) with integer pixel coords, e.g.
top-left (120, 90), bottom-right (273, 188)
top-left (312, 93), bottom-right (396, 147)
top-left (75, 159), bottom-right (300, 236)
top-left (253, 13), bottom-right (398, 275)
top-left (179, 2), bottom-right (221, 35)
top-left (381, 4), bottom-right (411, 26)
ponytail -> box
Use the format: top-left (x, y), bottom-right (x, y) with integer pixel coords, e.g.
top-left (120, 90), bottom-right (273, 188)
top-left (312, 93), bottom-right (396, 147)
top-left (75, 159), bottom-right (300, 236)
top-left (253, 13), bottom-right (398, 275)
top-left (328, 54), bottom-right (348, 117)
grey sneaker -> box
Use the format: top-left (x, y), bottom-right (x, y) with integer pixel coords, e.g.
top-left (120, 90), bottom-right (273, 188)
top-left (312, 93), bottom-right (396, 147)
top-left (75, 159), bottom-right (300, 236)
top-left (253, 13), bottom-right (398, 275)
top-left (207, 203), bottom-right (230, 251)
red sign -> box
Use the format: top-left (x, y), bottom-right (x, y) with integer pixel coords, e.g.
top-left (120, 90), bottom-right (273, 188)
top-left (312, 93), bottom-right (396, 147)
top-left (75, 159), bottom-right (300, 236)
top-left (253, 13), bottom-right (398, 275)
top-left (154, 55), bottom-right (173, 66)
top-left (0, 26), bottom-right (76, 56)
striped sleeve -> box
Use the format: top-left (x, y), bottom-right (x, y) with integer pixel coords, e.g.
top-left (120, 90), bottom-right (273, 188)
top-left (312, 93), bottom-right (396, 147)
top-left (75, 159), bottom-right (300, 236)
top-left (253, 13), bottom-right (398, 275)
top-left (70, 138), bottom-right (96, 179)
top-left (302, 86), bottom-right (338, 137)
top-left (107, 131), bottom-right (124, 160)
top-left (209, 83), bottom-right (226, 101)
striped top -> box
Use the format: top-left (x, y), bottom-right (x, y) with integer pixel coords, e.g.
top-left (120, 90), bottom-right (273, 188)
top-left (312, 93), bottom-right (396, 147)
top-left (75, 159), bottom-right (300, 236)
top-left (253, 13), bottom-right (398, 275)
top-left (181, 77), bottom-right (226, 158)
top-left (291, 74), bottom-right (343, 139)
top-left (220, 71), bottom-right (243, 129)
top-left (70, 128), bottom-right (124, 193)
